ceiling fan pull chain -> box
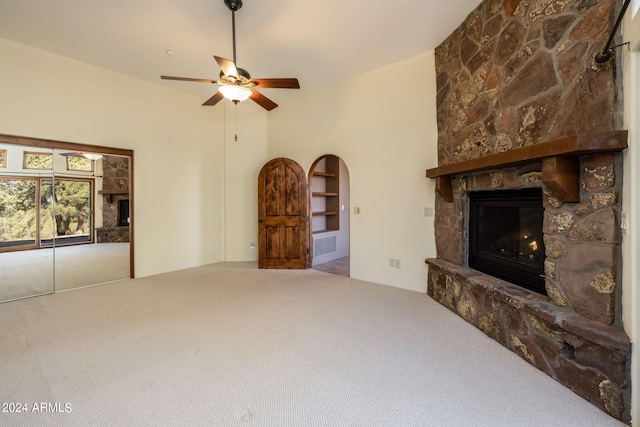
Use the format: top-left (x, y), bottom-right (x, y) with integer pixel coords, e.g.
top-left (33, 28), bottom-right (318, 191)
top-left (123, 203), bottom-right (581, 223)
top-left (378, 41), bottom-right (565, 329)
top-left (234, 103), bottom-right (238, 142)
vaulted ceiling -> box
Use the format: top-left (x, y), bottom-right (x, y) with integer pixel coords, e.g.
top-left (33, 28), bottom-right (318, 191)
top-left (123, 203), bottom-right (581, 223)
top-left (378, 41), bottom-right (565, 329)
top-left (0, 0), bottom-right (481, 104)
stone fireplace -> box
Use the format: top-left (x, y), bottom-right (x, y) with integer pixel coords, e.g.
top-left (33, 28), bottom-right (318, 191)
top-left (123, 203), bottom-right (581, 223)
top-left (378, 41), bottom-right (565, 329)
top-left (425, 0), bottom-right (630, 422)
top-left (96, 155), bottom-right (130, 243)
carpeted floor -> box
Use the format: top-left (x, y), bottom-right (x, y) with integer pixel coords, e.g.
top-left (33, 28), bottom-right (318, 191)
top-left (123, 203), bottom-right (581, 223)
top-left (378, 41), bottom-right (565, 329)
top-left (0, 262), bottom-right (626, 426)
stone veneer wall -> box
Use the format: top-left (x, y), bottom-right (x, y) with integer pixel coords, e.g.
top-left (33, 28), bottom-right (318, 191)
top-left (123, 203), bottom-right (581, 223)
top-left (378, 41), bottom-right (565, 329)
top-left (435, 0), bottom-right (619, 164)
top-left (428, 0), bottom-right (631, 422)
top-left (96, 155), bottom-right (130, 243)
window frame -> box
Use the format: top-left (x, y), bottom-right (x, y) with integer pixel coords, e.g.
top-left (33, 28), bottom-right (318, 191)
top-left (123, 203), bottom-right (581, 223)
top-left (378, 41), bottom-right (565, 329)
top-left (23, 151), bottom-right (53, 170)
top-left (65, 155), bottom-right (95, 172)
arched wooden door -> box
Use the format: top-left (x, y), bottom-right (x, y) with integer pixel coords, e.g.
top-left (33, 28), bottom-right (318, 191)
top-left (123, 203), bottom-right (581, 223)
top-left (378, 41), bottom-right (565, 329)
top-left (258, 158), bottom-right (308, 269)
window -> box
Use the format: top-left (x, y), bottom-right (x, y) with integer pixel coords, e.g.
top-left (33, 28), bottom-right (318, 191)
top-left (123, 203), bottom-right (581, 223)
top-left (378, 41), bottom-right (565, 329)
top-left (40, 178), bottom-right (93, 246)
top-left (66, 156), bottom-right (94, 172)
top-left (0, 149), bottom-right (6, 168)
top-left (0, 177), bottom-right (93, 250)
top-left (23, 152), bottom-right (52, 170)
top-left (0, 178), bottom-right (39, 250)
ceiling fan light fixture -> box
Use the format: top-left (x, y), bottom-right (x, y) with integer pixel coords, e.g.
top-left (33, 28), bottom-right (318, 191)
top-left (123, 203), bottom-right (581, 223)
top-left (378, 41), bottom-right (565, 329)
top-left (218, 84), bottom-right (252, 102)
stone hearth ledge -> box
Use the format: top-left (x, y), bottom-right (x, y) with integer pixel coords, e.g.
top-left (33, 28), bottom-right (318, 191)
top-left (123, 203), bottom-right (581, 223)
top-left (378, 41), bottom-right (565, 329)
top-left (425, 258), bottom-right (631, 354)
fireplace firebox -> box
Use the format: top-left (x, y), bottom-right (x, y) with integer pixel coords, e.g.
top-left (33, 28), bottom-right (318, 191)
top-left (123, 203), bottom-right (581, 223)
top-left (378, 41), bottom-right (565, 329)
top-left (468, 188), bottom-right (546, 294)
top-left (118, 199), bottom-right (130, 227)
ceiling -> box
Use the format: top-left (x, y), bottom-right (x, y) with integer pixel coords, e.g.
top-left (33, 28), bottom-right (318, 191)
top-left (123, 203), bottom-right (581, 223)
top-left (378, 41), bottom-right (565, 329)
top-left (0, 0), bottom-right (481, 104)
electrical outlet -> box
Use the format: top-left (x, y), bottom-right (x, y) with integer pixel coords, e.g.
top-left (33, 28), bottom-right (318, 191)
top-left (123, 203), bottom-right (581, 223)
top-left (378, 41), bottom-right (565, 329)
top-left (394, 259), bottom-right (401, 269)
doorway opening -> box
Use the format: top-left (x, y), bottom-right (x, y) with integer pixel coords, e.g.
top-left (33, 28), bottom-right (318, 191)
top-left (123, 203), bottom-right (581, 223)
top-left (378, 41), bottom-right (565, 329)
top-left (309, 155), bottom-right (350, 277)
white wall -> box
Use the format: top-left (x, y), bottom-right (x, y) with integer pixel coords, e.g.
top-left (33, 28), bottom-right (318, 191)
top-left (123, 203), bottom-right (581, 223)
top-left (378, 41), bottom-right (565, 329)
top-left (0, 38), bottom-right (228, 277)
top-left (222, 103), bottom-right (269, 261)
top-left (623, 6), bottom-right (640, 423)
top-left (337, 159), bottom-right (351, 259)
top-left (268, 52), bottom-right (439, 292)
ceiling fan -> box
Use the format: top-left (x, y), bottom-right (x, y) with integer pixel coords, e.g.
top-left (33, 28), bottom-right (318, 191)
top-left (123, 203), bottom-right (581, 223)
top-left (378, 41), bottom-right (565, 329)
top-left (161, 0), bottom-right (300, 111)
top-left (59, 151), bottom-right (103, 160)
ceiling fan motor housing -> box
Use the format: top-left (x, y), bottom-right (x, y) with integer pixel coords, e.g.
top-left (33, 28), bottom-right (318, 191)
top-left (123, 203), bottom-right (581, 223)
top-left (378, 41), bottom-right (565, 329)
top-left (218, 67), bottom-right (251, 81)
top-left (224, 0), bottom-right (242, 12)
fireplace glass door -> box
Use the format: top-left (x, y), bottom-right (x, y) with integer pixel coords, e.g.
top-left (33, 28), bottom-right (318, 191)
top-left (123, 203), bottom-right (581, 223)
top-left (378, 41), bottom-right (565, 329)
top-left (468, 188), bottom-right (546, 294)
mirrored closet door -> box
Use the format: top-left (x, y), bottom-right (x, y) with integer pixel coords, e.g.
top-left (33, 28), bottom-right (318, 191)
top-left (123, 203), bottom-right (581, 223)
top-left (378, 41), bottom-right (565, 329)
top-left (0, 135), bottom-right (133, 303)
top-left (0, 147), bottom-right (55, 301)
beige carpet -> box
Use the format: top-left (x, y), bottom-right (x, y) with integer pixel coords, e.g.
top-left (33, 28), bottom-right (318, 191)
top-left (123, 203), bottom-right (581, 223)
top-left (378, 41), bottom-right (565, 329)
top-left (0, 262), bottom-right (626, 426)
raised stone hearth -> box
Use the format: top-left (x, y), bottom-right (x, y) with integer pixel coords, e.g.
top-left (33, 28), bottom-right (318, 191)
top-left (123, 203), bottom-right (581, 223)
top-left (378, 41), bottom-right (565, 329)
top-left (427, 259), bottom-right (630, 418)
top-left (428, 0), bottom-right (630, 422)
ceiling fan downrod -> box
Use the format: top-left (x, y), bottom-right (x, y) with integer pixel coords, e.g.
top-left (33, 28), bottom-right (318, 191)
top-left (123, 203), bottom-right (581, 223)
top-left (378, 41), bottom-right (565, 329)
top-left (224, 0), bottom-right (243, 65)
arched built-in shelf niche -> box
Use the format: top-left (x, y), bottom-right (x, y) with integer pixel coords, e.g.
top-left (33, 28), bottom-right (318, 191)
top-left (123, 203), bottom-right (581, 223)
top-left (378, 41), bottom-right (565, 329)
top-left (308, 155), bottom-right (350, 270)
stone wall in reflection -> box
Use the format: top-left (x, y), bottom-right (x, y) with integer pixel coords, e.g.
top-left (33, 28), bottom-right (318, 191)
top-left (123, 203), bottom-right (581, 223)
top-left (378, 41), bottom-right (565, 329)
top-left (96, 155), bottom-right (129, 243)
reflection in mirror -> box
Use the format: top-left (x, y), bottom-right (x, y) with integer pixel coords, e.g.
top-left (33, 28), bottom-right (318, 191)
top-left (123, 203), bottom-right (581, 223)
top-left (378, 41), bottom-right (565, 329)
top-left (0, 144), bottom-right (55, 301)
top-left (0, 139), bottom-right (132, 303)
top-left (52, 149), bottom-right (130, 291)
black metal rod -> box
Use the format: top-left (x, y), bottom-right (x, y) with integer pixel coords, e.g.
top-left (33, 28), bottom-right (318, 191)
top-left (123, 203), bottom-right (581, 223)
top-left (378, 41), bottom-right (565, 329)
top-left (595, 0), bottom-right (631, 63)
top-left (232, 10), bottom-right (237, 65)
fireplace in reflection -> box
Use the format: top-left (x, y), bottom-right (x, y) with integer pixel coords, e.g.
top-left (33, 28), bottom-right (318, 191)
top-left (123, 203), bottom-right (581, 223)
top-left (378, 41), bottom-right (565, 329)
top-left (118, 199), bottom-right (130, 227)
top-left (468, 188), bottom-right (546, 294)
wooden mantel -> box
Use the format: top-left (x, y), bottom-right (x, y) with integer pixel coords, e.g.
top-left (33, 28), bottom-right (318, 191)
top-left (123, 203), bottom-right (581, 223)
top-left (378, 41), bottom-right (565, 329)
top-left (98, 189), bottom-right (129, 203)
top-left (426, 131), bottom-right (628, 202)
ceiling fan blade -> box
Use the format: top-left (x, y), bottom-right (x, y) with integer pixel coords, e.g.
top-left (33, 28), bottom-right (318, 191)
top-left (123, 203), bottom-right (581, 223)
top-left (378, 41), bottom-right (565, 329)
top-left (250, 90), bottom-right (278, 111)
top-left (252, 78), bottom-right (300, 89)
top-left (59, 151), bottom-right (84, 157)
top-left (202, 92), bottom-right (225, 106)
top-left (161, 75), bottom-right (217, 83)
top-left (214, 56), bottom-right (238, 78)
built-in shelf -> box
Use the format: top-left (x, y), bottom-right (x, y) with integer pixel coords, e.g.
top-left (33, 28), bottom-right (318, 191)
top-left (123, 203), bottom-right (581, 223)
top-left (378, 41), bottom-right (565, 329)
top-left (310, 155), bottom-right (340, 232)
top-left (312, 229), bottom-right (338, 235)
top-left (426, 131), bottom-right (628, 202)
top-left (312, 211), bottom-right (338, 216)
top-left (313, 171), bottom-right (337, 178)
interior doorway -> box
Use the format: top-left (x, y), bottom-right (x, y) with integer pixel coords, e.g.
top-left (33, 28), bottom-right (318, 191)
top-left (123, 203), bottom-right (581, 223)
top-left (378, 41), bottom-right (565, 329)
top-left (257, 157), bottom-right (308, 269)
top-left (309, 155), bottom-right (350, 277)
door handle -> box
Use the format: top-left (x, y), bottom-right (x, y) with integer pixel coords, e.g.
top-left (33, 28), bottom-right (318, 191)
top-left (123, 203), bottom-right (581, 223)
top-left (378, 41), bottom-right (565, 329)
top-left (259, 218), bottom-right (264, 223)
